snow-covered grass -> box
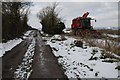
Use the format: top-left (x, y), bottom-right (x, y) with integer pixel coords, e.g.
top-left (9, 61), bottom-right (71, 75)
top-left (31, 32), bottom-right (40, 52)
top-left (0, 38), bottom-right (23, 57)
top-left (14, 38), bottom-right (35, 80)
top-left (84, 38), bottom-right (119, 47)
top-left (83, 38), bottom-right (120, 57)
top-left (44, 35), bottom-right (119, 78)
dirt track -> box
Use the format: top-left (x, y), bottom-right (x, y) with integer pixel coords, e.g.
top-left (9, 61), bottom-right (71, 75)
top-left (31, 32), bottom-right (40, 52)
top-left (2, 30), bottom-right (67, 79)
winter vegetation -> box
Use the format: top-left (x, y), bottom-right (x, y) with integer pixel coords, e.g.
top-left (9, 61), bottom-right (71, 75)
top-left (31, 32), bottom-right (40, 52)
top-left (2, 1), bottom-right (32, 42)
top-left (37, 3), bottom-right (65, 34)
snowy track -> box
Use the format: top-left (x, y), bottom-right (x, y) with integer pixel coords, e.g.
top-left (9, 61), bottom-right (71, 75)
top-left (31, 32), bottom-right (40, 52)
top-left (2, 30), bottom-right (67, 79)
top-left (2, 30), bottom-right (35, 79)
top-left (14, 38), bottom-right (35, 80)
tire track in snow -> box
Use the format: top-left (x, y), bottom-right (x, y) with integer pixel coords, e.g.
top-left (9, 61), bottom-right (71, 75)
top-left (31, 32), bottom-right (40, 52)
top-left (14, 38), bottom-right (36, 80)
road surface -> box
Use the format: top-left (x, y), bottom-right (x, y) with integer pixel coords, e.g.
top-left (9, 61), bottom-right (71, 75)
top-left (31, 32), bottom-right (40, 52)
top-left (2, 30), bottom-right (67, 79)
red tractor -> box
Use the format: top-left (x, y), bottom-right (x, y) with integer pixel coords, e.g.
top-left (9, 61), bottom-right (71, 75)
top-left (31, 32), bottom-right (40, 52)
top-left (71, 12), bottom-right (100, 37)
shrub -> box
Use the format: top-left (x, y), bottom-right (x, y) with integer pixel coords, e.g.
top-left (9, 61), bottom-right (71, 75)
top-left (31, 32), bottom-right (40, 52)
top-left (37, 2), bottom-right (65, 34)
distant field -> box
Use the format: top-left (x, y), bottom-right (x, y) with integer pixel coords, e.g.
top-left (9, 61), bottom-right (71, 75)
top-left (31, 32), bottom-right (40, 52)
top-left (97, 29), bottom-right (120, 35)
top-left (65, 29), bottom-right (120, 56)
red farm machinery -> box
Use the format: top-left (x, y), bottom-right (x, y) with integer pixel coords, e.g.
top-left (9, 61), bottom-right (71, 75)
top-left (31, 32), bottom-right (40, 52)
top-left (71, 12), bottom-right (100, 37)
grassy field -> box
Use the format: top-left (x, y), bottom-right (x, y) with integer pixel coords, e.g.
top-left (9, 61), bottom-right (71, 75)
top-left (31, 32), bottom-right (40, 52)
top-left (65, 29), bottom-right (120, 57)
top-left (97, 29), bottom-right (120, 35)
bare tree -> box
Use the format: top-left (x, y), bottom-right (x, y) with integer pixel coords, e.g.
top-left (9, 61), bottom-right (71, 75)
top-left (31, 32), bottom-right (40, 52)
top-left (37, 2), bottom-right (65, 34)
top-left (2, 1), bottom-right (32, 42)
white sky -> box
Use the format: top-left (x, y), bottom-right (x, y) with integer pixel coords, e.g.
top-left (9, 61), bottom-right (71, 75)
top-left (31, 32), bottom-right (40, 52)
top-left (27, 1), bottom-right (119, 29)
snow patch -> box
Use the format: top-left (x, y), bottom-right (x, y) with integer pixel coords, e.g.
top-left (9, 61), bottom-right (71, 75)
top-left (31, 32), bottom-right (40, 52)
top-left (63, 29), bottom-right (72, 33)
top-left (0, 38), bottom-right (23, 57)
top-left (103, 33), bottom-right (119, 38)
top-left (23, 30), bottom-right (32, 39)
top-left (107, 34), bottom-right (119, 38)
top-left (24, 31), bottom-right (32, 36)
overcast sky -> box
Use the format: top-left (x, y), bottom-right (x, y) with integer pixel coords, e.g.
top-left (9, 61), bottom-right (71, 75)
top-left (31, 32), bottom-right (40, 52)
top-left (27, 1), bottom-right (119, 29)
